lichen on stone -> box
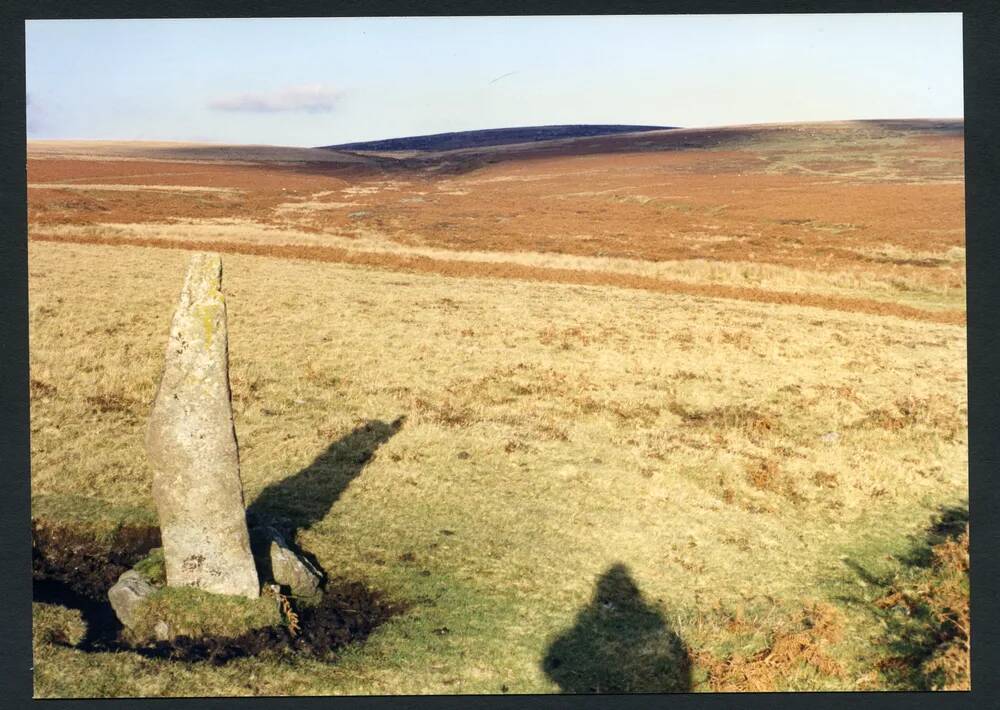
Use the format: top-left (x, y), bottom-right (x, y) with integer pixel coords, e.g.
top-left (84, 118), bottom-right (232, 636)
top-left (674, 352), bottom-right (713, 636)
top-left (193, 302), bottom-right (222, 347)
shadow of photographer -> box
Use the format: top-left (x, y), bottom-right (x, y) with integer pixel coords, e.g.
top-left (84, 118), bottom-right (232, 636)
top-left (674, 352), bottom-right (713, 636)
top-left (542, 562), bottom-right (692, 693)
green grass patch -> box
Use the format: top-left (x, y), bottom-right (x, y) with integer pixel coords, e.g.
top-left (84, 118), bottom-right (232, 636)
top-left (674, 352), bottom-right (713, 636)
top-left (32, 494), bottom-right (157, 544)
top-left (33, 602), bottom-right (88, 649)
top-left (133, 547), bottom-right (166, 585)
top-left (815, 504), bottom-right (969, 691)
top-left (128, 587), bottom-right (281, 643)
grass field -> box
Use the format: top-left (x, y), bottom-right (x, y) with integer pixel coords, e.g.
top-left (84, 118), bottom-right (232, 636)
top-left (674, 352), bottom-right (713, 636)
top-left (28, 120), bottom-right (968, 695)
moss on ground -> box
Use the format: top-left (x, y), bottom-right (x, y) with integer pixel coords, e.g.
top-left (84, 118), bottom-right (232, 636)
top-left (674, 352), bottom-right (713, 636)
top-left (133, 548), bottom-right (166, 586)
top-left (127, 587), bottom-right (281, 644)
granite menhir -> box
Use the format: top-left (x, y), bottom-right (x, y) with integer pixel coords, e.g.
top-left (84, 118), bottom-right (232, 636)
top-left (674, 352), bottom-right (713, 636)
top-left (146, 253), bottom-right (260, 598)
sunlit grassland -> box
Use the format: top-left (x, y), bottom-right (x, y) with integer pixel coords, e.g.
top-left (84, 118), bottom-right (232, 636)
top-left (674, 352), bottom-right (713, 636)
top-left (30, 220), bottom-right (966, 316)
top-left (29, 240), bottom-right (966, 695)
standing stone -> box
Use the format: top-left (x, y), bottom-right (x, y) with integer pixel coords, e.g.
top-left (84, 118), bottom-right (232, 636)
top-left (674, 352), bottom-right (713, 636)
top-left (145, 253), bottom-right (260, 598)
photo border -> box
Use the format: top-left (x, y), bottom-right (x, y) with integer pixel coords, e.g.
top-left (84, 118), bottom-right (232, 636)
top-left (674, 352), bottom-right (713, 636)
top-left (2, 2), bottom-right (995, 708)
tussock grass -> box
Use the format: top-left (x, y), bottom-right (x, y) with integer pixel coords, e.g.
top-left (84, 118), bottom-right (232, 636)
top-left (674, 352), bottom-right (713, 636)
top-left (33, 603), bottom-right (88, 649)
top-left (30, 241), bottom-right (966, 695)
top-left (127, 588), bottom-right (282, 644)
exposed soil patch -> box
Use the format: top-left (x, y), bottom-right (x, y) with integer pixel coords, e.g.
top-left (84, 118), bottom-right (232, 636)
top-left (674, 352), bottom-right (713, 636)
top-left (121, 579), bottom-right (404, 665)
top-left (32, 517), bottom-right (161, 598)
top-left (33, 521), bottom-right (405, 665)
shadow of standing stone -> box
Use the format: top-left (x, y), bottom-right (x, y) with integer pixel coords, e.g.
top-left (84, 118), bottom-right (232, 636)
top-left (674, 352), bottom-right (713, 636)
top-left (247, 417), bottom-right (405, 535)
top-left (244, 417), bottom-right (405, 597)
top-left (542, 563), bottom-right (692, 693)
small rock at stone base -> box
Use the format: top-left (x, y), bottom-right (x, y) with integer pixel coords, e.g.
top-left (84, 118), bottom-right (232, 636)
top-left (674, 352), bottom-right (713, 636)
top-left (250, 525), bottom-right (322, 599)
top-left (108, 570), bottom-right (156, 628)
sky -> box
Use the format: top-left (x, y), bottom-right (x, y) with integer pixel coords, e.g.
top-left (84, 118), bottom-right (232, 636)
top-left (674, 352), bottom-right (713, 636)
top-left (25, 14), bottom-right (964, 147)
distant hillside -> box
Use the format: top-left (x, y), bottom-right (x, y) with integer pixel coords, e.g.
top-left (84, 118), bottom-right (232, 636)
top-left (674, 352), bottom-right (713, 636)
top-left (320, 124), bottom-right (676, 152)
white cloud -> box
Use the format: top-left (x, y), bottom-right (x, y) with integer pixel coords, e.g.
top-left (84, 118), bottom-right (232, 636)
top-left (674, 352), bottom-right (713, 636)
top-left (208, 84), bottom-right (343, 114)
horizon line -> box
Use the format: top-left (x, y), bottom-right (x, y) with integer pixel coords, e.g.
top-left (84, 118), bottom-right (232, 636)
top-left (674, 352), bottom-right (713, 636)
top-left (26, 116), bottom-right (966, 149)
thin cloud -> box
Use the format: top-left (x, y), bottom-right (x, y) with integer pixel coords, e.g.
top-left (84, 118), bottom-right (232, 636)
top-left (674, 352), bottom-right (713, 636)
top-left (489, 70), bottom-right (519, 85)
top-left (26, 93), bottom-right (46, 134)
top-left (208, 84), bottom-right (344, 114)
top-left (24, 93), bottom-right (52, 137)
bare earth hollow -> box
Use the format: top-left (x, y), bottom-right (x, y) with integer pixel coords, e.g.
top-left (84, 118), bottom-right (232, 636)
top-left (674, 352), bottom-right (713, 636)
top-left (28, 120), bottom-right (967, 695)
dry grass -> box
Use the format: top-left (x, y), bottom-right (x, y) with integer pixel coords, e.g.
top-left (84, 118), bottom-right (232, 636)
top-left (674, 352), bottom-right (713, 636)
top-left (31, 220), bottom-right (964, 309)
top-left (29, 239), bottom-right (966, 695)
top-left (29, 230), bottom-right (965, 325)
top-left (27, 183), bottom-right (245, 194)
top-left (27, 140), bottom-right (369, 164)
top-left (27, 122), bottom-right (965, 308)
top-left (694, 603), bottom-right (847, 691)
top-left (28, 121), bottom-right (966, 695)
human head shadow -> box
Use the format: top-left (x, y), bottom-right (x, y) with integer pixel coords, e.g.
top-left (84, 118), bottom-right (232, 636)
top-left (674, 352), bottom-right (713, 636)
top-left (246, 416), bottom-right (405, 539)
top-left (542, 562), bottom-right (692, 693)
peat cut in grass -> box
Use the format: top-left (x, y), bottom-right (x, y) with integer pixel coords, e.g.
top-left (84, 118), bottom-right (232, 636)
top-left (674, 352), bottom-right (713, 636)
top-left (32, 516), bottom-right (161, 599)
top-left (34, 578), bottom-right (125, 650)
top-left (33, 519), bottom-right (407, 665)
top-left (121, 579), bottom-right (406, 665)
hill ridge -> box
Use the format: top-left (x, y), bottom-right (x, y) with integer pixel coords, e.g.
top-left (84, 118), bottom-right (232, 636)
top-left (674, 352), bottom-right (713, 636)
top-left (319, 124), bottom-right (676, 152)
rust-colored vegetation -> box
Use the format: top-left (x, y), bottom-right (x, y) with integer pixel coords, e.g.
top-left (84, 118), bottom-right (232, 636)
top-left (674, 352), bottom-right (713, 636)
top-left (694, 603), bottom-right (847, 692)
top-left (28, 120), bottom-right (965, 325)
top-left (873, 512), bottom-right (970, 690)
top-left (28, 120), bottom-right (967, 695)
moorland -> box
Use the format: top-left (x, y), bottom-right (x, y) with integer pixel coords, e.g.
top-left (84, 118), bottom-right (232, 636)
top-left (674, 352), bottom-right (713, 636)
top-left (29, 119), bottom-right (968, 695)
